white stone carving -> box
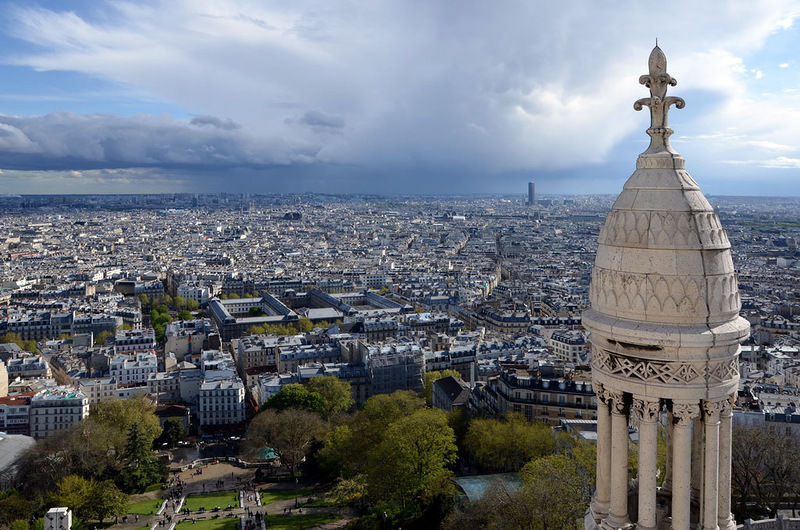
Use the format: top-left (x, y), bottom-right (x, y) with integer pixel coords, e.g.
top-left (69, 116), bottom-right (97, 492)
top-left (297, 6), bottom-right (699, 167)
top-left (592, 349), bottom-right (739, 385)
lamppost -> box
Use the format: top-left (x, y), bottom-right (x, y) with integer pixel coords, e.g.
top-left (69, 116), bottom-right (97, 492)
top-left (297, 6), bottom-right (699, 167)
top-left (294, 476), bottom-right (299, 508)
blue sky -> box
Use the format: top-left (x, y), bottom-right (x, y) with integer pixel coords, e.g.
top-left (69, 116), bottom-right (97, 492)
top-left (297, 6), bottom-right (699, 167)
top-left (1, 1), bottom-right (800, 195)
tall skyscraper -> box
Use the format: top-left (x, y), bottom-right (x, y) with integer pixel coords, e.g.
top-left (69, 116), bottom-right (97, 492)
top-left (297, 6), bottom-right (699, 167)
top-left (584, 46), bottom-right (747, 530)
top-left (527, 181), bottom-right (535, 206)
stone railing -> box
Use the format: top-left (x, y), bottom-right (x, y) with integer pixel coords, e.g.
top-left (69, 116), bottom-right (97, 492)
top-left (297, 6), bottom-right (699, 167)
top-left (738, 516), bottom-right (800, 530)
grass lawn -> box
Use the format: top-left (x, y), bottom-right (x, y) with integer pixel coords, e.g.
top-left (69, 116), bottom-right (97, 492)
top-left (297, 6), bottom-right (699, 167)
top-left (264, 513), bottom-right (339, 530)
top-left (259, 488), bottom-right (315, 506)
top-left (175, 518), bottom-right (239, 530)
top-left (127, 498), bottom-right (163, 515)
top-left (183, 492), bottom-right (239, 512)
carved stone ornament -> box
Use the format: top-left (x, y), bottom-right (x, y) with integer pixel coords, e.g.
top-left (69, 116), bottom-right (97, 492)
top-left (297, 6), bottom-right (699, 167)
top-left (607, 390), bottom-right (627, 414)
top-left (633, 44), bottom-right (685, 155)
top-left (592, 349), bottom-right (739, 386)
top-left (632, 397), bottom-right (660, 423)
top-left (702, 399), bottom-right (723, 419)
top-left (672, 402), bottom-right (700, 425)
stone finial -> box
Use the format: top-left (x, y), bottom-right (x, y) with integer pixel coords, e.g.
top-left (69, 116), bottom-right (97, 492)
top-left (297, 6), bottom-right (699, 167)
top-left (634, 45), bottom-right (685, 155)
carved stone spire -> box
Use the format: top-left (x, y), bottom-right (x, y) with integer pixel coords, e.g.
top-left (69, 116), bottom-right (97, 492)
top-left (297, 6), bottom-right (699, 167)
top-left (634, 45), bottom-right (686, 155)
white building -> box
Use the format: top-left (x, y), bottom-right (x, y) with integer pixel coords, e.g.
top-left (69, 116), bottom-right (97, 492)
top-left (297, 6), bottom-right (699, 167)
top-left (30, 387), bottom-right (89, 439)
top-left (77, 377), bottom-right (117, 405)
top-left (113, 328), bottom-right (157, 354)
top-left (177, 283), bottom-right (211, 304)
top-left (198, 378), bottom-right (245, 427)
top-left (109, 351), bottom-right (158, 385)
top-left (164, 319), bottom-right (213, 362)
top-left (44, 507), bottom-right (72, 530)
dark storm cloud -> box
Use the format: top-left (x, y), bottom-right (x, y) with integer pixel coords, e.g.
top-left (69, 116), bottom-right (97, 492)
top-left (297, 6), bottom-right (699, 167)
top-left (189, 115), bottom-right (241, 130)
top-left (298, 110), bottom-right (345, 130)
top-left (0, 111), bottom-right (318, 170)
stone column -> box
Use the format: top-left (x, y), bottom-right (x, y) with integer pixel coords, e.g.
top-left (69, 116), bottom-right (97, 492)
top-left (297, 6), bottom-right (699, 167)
top-left (692, 416), bottom-right (704, 502)
top-left (592, 383), bottom-right (612, 520)
top-left (633, 396), bottom-right (660, 530)
top-left (718, 394), bottom-right (736, 529)
top-left (702, 400), bottom-right (722, 530)
top-left (663, 410), bottom-right (673, 492)
top-left (672, 401), bottom-right (699, 530)
top-left (605, 390), bottom-right (631, 529)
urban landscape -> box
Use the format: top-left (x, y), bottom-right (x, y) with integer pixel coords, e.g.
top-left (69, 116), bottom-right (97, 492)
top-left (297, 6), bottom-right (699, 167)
top-left (0, 188), bottom-right (800, 528)
top-left (2, 2), bottom-right (800, 530)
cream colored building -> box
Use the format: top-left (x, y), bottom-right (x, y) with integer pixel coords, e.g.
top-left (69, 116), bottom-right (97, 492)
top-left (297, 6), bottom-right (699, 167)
top-left (584, 46), bottom-right (748, 530)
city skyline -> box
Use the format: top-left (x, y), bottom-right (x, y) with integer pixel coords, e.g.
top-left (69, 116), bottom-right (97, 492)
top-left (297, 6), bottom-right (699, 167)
top-left (0, 2), bottom-right (799, 195)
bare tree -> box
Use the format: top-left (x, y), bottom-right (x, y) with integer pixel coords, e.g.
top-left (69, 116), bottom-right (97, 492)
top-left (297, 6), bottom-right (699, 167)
top-left (246, 407), bottom-right (326, 476)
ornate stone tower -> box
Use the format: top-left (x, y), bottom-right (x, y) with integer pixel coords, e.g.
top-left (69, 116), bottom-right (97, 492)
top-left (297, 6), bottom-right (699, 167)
top-left (583, 46), bottom-right (750, 530)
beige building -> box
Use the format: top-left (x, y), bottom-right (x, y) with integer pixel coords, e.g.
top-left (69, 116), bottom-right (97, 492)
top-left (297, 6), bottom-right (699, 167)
top-left (0, 361), bottom-right (7, 398)
top-left (584, 47), bottom-right (748, 530)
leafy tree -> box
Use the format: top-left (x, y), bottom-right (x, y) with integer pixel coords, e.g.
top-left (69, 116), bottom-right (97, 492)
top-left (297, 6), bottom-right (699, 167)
top-left (187, 298), bottom-right (200, 310)
top-left (95, 330), bottom-right (113, 345)
top-left (248, 306), bottom-right (265, 316)
top-left (0, 333), bottom-right (36, 353)
top-left (367, 408), bottom-right (457, 514)
top-left (464, 414), bottom-right (557, 472)
top-left (156, 418), bottom-right (187, 447)
top-left (122, 422), bottom-right (163, 493)
top-left (297, 317), bottom-right (314, 333)
top-left (329, 474), bottom-right (368, 510)
top-left (173, 296), bottom-right (186, 309)
top-left (264, 384), bottom-right (324, 415)
top-left (57, 333), bottom-right (72, 341)
top-left (0, 491), bottom-right (32, 528)
top-left (89, 397), bottom-right (162, 453)
top-left (52, 475), bottom-right (128, 523)
top-left (138, 294), bottom-right (150, 307)
top-left (178, 310), bottom-right (193, 321)
top-left (306, 376), bottom-right (353, 419)
top-left (247, 408), bottom-right (326, 476)
top-left (422, 369), bottom-right (461, 406)
top-left (520, 454), bottom-right (589, 528)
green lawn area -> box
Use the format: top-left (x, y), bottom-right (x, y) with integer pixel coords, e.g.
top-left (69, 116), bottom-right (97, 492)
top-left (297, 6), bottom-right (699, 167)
top-left (260, 488), bottom-right (315, 506)
top-left (183, 492), bottom-right (239, 512)
top-left (175, 518), bottom-right (239, 530)
top-left (264, 513), bottom-right (339, 530)
top-left (127, 498), bottom-right (163, 515)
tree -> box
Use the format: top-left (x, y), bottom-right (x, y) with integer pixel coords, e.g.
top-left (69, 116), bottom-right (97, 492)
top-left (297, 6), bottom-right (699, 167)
top-left (247, 408), bottom-right (326, 476)
top-left (464, 414), bottom-right (557, 472)
top-left (173, 296), bottom-right (186, 309)
top-left (367, 408), bottom-right (457, 513)
top-left (0, 491), bottom-right (32, 528)
top-left (89, 397), bottom-right (162, 453)
top-left (306, 376), bottom-right (353, 419)
top-left (519, 453), bottom-right (590, 528)
top-left (95, 330), bottom-right (113, 345)
top-left (138, 294), bottom-right (150, 307)
top-left (422, 369), bottom-right (461, 406)
top-left (156, 418), bottom-right (187, 447)
top-left (297, 317), bottom-right (314, 333)
top-left (187, 298), bottom-right (200, 310)
top-left (0, 333), bottom-right (36, 353)
top-left (52, 475), bottom-right (128, 523)
top-left (264, 384), bottom-right (324, 415)
top-left (178, 310), bottom-right (193, 321)
top-left (122, 422), bottom-right (163, 493)
top-left (248, 306), bottom-right (265, 316)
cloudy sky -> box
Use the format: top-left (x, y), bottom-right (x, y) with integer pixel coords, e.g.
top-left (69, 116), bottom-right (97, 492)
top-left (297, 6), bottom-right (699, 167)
top-left (1, 1), bottom-right (800, 195)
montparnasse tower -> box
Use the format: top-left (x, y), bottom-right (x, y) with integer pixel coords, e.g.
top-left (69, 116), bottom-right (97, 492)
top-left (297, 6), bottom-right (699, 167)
top-left (583, 46), bottom-right (750, 530)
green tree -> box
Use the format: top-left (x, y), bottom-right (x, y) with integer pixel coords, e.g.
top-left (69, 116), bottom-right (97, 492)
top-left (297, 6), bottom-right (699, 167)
top-left (95, 330), bottom-right (113, 345)
top-left (138, 294), bottom-right (150, 307)
top-left (264, 384), bottom-right (324, 415)
top-left (306, 376), bottom-right (353, 419)
top-left (519, 454), bottom-right (588, 529)
top-left (422, 369), bottom-right (461, 406)
top-left (367, 408), bottom-right (457, 515)
top-left (87, 480), bottom-right (128, 522)
top-left (0, 333), bottom-right (36, 353)
top-left (122, 422), bottom-right (163, 492)
top-left (173, 296), bottom-right (186, 309)
top-left (57, 333), bottom-right (72, 341)
top-left (247, 408), bottom-right (326, 476)
top-left (0, 492), bottom-right (32, 528)
top-left (297, 317), bottom-right (314, 333)
top-left (187, 298), bottom-right (200, 310)
top-left (89, 397), bottom-right (162, 453)
top-left (248, 306), bottom-right (265, 316)
top-left (156, 418), bottom-right (187, 447)
top-left (464, 414), bottom-right (557, 472)
top-left (178, 310), bottom-right (193, 321)
top-left (52, 475), bottom-right (93, 520)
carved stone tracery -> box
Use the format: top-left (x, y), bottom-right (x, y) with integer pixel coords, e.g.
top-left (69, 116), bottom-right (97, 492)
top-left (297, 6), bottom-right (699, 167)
top-left (592, 348), bottom-right (739, 385)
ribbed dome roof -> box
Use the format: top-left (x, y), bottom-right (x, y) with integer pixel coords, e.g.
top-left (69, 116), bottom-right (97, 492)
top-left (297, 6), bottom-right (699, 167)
top-left (588, 46), bottom-right (740, 326)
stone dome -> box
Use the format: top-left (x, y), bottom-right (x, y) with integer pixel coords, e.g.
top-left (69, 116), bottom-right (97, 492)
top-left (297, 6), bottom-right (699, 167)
top-left (583, 45), bottom-right (749, 397)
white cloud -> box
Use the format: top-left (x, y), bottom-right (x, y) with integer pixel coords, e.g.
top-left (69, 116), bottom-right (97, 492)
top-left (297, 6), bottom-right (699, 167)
top-left (1, 0), bottom-right (800, 191)
top-left (780, 62), bottom-right (790, 68)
